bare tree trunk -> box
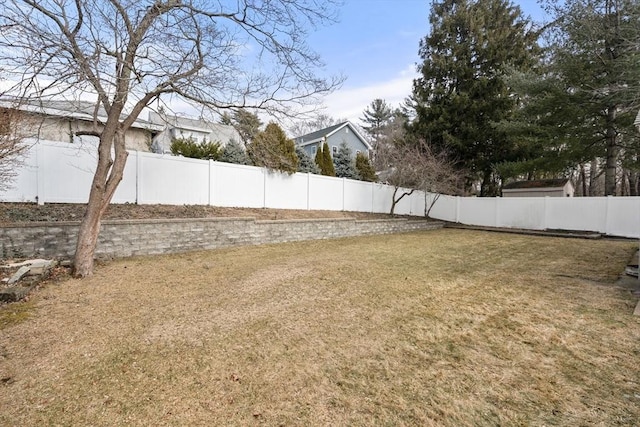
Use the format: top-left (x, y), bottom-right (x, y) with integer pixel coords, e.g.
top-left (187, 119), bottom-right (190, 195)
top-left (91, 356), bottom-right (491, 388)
top-left (579, 163), bottom-right (587, 197)
top-left (604, 108), bottom-right (618, 196)
top-left (424, 192), bottom-right (441, 218)
top-left (73, 131), bottom-right (128, 277)
top-left (589, 160), bottom-right (598, 196)
top-left (390, 187), bottom-right (415, 216)
top-left (630, 171), bottom-right (639, 196)
top-left (620, 169), bottom-right (629, 196)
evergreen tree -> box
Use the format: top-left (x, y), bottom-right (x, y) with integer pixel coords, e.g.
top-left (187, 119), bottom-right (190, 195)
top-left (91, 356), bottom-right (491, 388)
top-left (320, 141), bottom-right (335, 176)
top-left (360, 98), bottom-right (393, 143)
top-left (170, 137), bottom-right (221, 160)
top-left (219, 112), bottom-right (233, 126)
top-left (296, 146), bottom-right (321, 173)
top-left (333, 141), bottom-right (359, 179)
top-left (229, 109), bottom-right (263, 145)
top-left (219, 138), bottom-right (251, 165)
top-left (314, 144), bottom-right (324, 172)
top-left (247, 122), bottom-right (298, 174)
top-left (409, 0), bottom-right (539, 195)
top-left (540, 0), bottom-right (640, 196)
top-left (355, 152), bottom-right (377, 182)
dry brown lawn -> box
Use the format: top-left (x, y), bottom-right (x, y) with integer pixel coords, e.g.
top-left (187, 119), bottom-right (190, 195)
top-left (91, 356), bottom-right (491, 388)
top-left (1, 229), bottom-right (639, 426)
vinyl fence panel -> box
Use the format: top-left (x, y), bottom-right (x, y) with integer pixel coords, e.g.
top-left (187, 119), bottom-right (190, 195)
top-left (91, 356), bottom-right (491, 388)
top-left (265, 171), bottom-right (308, 210)
top-left (211, 161), bottom-right (265, 208)
top-left (1, 140), bottom-right (639, 238)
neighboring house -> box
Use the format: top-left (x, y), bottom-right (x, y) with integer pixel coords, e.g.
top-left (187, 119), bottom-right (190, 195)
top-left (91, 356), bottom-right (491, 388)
top-left (293, 121), bottom-right (372, 159)
top-left (502, 179), bottom-right (574, 197)
top-left (0, 97), bottom-right (162, 151)
top-left (635, 110), bottom-right (640, 131)
top-left (148, 111), bottom-right (242, 154)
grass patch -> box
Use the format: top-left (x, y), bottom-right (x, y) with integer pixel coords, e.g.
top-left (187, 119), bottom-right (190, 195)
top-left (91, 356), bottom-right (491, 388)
top-left (0, 230), bottom-right (638, 426)
top-left (0, 300), bottom-right (35, 330)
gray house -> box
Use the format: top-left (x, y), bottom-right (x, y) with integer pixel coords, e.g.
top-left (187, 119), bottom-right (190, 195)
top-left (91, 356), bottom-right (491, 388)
top-left (294, 121), bottom-right (372, 159)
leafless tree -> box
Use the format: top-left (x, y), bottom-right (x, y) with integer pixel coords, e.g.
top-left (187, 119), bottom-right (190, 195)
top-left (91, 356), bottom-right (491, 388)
top-left (0, 0), bottom-right (343, 277)
top-left (375, 140), bottom-right (464, 216)
top-left (0, 105), bottom-right (30, 192)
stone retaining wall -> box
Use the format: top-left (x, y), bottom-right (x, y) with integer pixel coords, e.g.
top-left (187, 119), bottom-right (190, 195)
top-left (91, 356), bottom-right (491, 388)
top-left (1, 217), bottom-right (443, 260)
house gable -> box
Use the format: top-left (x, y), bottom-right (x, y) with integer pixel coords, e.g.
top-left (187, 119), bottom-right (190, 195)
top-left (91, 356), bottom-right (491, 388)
top-left (294, 121), bottom-right (371, 158)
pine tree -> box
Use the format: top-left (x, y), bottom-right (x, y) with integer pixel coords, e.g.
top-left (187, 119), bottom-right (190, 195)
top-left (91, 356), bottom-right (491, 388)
top-left (333, 142), bottom-right (359, 179)
top-left (296, 146), bottom-right (321, 174)
top-left (360, 98), bottom-right (393, 143)
top-left (540, 0), bottom-right (640, 196)
top-left (355, 152), bottom-right (377, 182)
top-left (320, 142), bottom-right (335, 176)
top-left (219, 138), bottom-right (251, 165)
top-left (247, 122), bottom-right (298, 174)
top-left (409, 0), bottom-right (539, 195)
top-left (229, 110), bottom-right (263, 145)
top-left (314, 144), bottom-right (324, 171)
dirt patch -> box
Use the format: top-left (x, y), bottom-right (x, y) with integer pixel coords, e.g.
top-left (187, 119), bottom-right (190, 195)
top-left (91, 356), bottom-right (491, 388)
top-left (0, 203), bottom-right (401, 224)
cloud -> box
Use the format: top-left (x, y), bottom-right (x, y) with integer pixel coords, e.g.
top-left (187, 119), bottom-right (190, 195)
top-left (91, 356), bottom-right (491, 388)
top-left (321, 64), bottom-right (418, 122)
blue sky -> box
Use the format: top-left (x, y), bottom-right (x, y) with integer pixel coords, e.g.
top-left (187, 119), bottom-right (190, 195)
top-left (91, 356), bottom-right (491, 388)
top-left (310, 0), bottom-right (549, 122)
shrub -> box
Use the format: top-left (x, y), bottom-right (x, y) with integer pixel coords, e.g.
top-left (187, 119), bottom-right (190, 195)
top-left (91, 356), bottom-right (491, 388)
top-left (247, 122), bottom-right (298, 174)
top-left (320, 142), bottom-right (335, 176)
top-left (356, 152), bottom-right (377, 182)
top-left (333, 141), bottom-right (359, 179)
top-left (219, 139), bottom-right (251, 165)
top-left (170, 137), bottom-right (221, 160)
top-left (296, 146), bottom-right (320, 174)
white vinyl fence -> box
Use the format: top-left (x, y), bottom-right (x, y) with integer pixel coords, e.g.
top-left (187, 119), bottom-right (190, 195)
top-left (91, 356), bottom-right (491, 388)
top-left (2, 140), bottom-right (639, 238)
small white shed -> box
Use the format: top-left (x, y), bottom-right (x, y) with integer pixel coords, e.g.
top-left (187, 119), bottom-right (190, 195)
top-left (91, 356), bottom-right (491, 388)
top-left (502, 179), bottom-right (574, 197)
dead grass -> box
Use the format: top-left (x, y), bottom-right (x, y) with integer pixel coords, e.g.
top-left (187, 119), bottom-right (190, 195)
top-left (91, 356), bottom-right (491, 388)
top-left (0, 229), bottom-right (638, 426)
top-left (0, 202), bottom-right (399, 224)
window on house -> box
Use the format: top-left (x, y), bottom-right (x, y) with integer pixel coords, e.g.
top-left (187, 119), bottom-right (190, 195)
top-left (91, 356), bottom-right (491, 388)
top-left (332, 145), bottom-right (338, 154)
top-left (311, 146), bottom-right (317, 154)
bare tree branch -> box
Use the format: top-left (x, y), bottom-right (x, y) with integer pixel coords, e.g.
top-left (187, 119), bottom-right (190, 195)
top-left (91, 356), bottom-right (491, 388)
top-left (0, 0), bottom-right (343, 276)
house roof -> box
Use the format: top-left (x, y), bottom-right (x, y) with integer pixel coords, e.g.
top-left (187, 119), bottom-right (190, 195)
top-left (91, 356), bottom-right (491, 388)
top-left (503, 178), bottom-right (571, 190)
top-left (148, 111), bottom-right (241, 144)
top-left (294, 121), bottom-right (373, 151)
top-left (0, 97), bottom-right (164, 131)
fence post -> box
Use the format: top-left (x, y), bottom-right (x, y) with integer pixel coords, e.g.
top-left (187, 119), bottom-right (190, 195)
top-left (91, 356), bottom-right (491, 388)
top-left (604, 195), bottom-right (612, 235)
top-left (495, 197), bottom-right (501, 227)
top-left (36, 141), bottom-right (45, 205)
top-left (208, 159), bottom-right (214, 206)
top-left (342, 177), bottom-right (346, 211)
top-left (371, 182), bottom-right (374, 213)
top-left (542, 197), bottom-right (548, 230)
top-left (307, 172), bottom-right (311, 210)
top-left (455, 196), bottom-right (460, 223)
top-left (262, 167), bottom-right (267, 208)
top-left (133, 151), bottom-right (140, 204)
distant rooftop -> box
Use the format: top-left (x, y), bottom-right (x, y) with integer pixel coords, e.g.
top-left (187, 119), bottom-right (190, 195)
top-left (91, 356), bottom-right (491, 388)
top-left (503, 178), bottom-right (570, 190)
top-left (0, 96), bottom-right (162, 130)
top-left (294, 121), bottom-right (347, 143)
